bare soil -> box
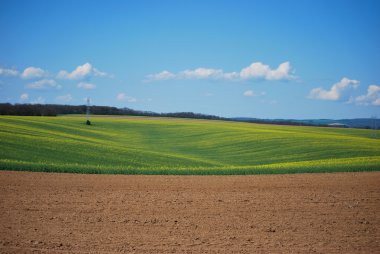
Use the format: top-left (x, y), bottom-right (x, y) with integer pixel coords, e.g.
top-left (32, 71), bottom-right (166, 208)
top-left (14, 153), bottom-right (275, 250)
top-left (0, 171), bottom-right (379, 253)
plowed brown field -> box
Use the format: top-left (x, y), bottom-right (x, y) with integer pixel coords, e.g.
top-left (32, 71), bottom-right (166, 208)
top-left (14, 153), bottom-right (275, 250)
top-left (0, 171), bottom-right (379, 253)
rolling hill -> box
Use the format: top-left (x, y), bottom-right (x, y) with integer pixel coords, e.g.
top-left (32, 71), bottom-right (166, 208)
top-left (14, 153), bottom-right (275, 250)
top-left (0, 115), bottom-right (379, 175)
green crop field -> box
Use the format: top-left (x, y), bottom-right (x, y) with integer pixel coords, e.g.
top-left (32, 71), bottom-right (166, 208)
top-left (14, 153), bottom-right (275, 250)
top-left (0, 115), bottom-right (379, 175)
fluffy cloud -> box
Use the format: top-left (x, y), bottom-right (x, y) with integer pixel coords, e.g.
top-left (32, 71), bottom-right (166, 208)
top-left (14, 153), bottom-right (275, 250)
top-left (0, 68), bottom-right (19, 77)
top-left (243, 90), bottom-right (255, 97)
top-left (56, 94), bottom-right (73, 102)
top-left (78, 82), bottom-right (96, 90)
top-left (21, 67), bottom-right (46, 79)
top-left (57, 63), bottom-right (111, 80)
top-left (240, 62), bottom-right (294, 80)
top-left (180, 68), bottom-right (224, 79)
top-left (57, 63), bottom-right (92, 80)
top-left (20, 93), bottom-right (29, 101)
top-left (1, 63), bottom-right (111, 81)
top-left (116, 93), bottom-right (137, 102)
top-left (243, 90), bottom-right (266, 97)
top-left (146, 70), bottom-right (175, 81)
top-left (180, 68), bottom-right (239, 80)
top-left (308, 77), bottom-right (359, 101)
top-left (145, 61), bottom-right (294, 82)
top-left (354, 85), bottom-right (380, 106)
top-left (27, 79), bottom-right (62, 89)
top-left (93, 68), bottom-right (113, 78)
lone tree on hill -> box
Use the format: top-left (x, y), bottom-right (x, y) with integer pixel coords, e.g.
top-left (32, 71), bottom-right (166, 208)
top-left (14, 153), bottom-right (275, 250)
top-left (86, 97), bottom-right (91, 125)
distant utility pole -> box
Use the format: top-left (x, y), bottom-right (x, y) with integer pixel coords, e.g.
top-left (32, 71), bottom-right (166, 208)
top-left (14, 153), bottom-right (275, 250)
top-left (371, 115), bottom-right (377, 138)
top-left (86, 97), bottom-right (91, 125)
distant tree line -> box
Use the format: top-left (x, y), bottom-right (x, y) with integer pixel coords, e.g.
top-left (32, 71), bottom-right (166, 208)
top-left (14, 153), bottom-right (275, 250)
top-left (0, 103), bottom-right (225, 120)
top-left (1, 103), bottom-right (378, 129)
top-left (234, 118), bottom-right (331, 128)
top-left (0, 103), bottom-right (334, 127)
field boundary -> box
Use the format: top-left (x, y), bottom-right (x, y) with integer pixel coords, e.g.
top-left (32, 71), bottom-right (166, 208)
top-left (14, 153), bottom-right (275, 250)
top-left (1, 157), bottom-right (379, 175)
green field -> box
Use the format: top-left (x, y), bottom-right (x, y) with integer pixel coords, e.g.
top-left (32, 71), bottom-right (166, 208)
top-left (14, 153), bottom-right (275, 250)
top-left (0, 115), bottom-right (379, 175)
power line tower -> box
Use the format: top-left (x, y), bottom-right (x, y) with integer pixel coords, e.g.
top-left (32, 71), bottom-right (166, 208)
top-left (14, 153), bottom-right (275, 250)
top-left (86, 97), bottom-right (91, 125)
top-left (372, 115), bottom-right (377, 138)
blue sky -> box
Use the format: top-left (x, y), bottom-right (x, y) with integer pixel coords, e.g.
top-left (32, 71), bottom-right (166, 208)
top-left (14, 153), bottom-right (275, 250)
top-left (0, 0), bottom-right (379, 119)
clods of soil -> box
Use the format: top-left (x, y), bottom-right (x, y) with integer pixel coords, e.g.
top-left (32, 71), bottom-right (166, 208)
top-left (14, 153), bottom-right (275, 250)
top-left (0, 171), bottom-right (379, 253)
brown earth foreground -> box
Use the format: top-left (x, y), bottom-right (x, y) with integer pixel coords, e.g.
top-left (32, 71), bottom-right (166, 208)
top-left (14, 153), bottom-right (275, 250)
top-left (0, 171), bottom-right (379, 253)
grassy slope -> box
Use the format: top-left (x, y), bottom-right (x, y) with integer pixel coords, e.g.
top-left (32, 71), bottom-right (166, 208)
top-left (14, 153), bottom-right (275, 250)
top-left (0, 115), bottom-right (379, 175)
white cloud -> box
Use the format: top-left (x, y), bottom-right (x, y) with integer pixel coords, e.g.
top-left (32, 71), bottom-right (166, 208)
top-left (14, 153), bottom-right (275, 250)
top-left (145, 70), bottom-right (176, 81)
top-left (56, 94), bottom-right (73, 102)
top-left (145, 67), bottom-right (236, 81)
top-left (180, 68), bottom-right (240, 80)
top-left (116, 93), bottom-right (125, 101)
top-left (145, 61), bottom-right (294, 82)
top-left (2, 63), bottom-right (111, 81)
top-left (93, 68), bottom-right (113, 78)
top-left (240, 62), bottom-right (294, 80)
top-left (243, 90), bottom-right (266, 97)
top-left (21, 67), bottom-right (46, 79)
top-left (31, 96), bottom-right (45, 104)
top-left (0, 68), bottom-right (19, 77)
top-left (116, 93), bottom-right (137, 102)
top-left (20, 93), bottom-right (29, 101)
top-left (57, 62), bottom-right (111, 80)
top-left (180, 68), bottom-right (224, 79)
top-left (354, 85), bottom-right (380, 106)
top-left (243, 90), bottom-right (255, 97)
top-left (57, 62), bottom-right (92, 80)
top-left (78, 82), bottom-right (96, 90)
top-left (308, 77), bottom-right (359, 101)
top-left (27, 79), bottom-right (62, 89)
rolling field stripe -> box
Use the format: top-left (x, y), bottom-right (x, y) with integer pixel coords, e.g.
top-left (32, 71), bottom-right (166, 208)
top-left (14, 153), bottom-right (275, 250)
top-left (1, 156), bottom-right (379, 174)
top-left (0, 123), bottom-right (228, 168)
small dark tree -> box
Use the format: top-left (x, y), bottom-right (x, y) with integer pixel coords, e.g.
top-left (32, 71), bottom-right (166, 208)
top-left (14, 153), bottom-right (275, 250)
top-left (86, 97), bottom-right (91, 125)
